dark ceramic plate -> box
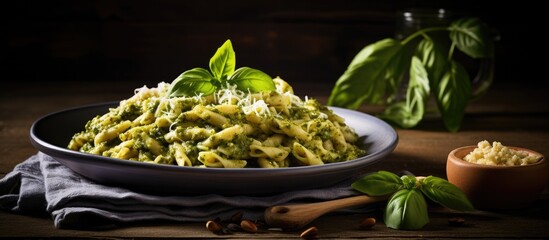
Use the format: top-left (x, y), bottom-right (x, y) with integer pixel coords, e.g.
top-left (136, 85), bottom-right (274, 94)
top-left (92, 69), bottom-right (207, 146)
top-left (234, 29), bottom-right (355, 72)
top-left (30, 102), bottom-right (398, 195)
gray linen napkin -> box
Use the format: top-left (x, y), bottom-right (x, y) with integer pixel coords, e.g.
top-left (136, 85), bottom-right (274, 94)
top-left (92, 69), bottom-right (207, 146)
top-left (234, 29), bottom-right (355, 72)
top-left (0, 152), bottom-right (374, 230)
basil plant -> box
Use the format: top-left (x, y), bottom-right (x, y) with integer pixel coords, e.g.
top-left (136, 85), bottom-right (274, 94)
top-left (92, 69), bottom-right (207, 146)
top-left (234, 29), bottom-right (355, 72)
top-left (328, 18), bottom-right (494, 132)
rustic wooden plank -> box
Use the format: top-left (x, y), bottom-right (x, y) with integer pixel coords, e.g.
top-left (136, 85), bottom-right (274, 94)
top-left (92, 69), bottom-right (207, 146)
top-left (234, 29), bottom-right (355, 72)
top-left (3, 21), bottom-right (392, 86)
top-left (3, 0), bottom-right (496, 22)
top-left (3, 0), bottom-right (543, 88)
top-left (2, 200), bottom-right (549, 238)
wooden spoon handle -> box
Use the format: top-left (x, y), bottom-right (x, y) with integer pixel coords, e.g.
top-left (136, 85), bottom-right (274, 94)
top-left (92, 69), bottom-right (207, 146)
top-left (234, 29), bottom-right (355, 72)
top-left (264, 195), bottom-right (387, 230)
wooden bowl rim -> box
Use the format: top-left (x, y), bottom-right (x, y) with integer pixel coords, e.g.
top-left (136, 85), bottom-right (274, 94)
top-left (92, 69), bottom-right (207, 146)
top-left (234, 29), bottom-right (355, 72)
top-left (448, 145), bottom-right (546, 169)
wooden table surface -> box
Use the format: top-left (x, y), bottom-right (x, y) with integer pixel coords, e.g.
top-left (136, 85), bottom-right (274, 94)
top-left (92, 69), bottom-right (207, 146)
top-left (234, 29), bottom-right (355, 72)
top-left (1, 80), bottom-right (549, 239)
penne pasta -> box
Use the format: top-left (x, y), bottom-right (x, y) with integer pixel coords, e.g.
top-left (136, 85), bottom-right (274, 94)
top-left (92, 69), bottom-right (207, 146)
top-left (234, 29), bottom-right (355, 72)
top-left (68, 78), bottom-right (366, 168)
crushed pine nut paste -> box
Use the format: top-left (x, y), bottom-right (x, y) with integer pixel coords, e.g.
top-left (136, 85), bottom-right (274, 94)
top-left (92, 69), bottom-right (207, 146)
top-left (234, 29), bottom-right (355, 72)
top-left (464, 140), bottom-right (542, 166)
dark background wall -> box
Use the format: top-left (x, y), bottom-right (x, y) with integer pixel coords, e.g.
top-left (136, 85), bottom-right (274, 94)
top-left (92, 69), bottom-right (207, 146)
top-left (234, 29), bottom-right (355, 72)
top-left (2, 0), bottom-right (546, 91)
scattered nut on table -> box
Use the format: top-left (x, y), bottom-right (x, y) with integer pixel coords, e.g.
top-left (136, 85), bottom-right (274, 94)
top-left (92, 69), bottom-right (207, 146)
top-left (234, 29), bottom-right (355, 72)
top-left (300, 226), bottom-right (318, 239)
top-left (359, 217), bottom-right (376, 229)
top-left (240, 219), bottom-right (258, 233)
top-left (205, 220), bottom-right (223, 233)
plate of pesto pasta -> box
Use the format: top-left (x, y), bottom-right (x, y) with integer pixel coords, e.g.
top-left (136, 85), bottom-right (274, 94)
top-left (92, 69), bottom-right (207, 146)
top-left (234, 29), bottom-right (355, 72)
top-left (30, 78), bottom-right (398, 195)
top-left (29, 40), bottom-right (397, 195)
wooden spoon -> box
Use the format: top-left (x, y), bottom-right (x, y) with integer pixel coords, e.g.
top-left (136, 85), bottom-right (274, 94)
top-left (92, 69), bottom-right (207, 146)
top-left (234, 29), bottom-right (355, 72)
top-left (264, 194), bottom-right (388, 230)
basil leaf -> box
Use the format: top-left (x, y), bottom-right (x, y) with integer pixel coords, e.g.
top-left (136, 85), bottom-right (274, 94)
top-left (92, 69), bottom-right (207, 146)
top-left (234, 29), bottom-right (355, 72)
top-left (384, 189), bottom-right (429, 230)
top-left (352, 170), bottom-right (403, 196)
top-left (449, 18), bottom-right (494, 58)
top-left (328, 38), bottom-right (405, 109)
top-left (402, 56), bottom-right (430, 123)
top-left (377, 102), bottom-right (409, 125)
top-left (415, 38), bottom-right (449, 87)
top-left (386, 40), bottom-right (415, 102)
top-left (168, 68), bottom-right (216, 97)
top-left (209, 39), bottom-right (236, 81)
top-left (380, 56), bottom-right (430, 128)
top-left (228, 67), bottom-right (275, 93)
top-left (420, 176), bottom-right (475, 211)
top-left (436, 61), bottom-right (471, 132)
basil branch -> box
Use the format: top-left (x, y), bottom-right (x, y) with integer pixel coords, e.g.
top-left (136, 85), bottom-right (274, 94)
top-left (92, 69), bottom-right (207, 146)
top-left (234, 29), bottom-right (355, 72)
top-left (328, 17), bottom-right (494, 132)
top-left (168, 39), bottom-right (275, 98)
top-left (400, 26), bottom-right (448, 45)
top-left (352, 171), bottom-right (474, 230)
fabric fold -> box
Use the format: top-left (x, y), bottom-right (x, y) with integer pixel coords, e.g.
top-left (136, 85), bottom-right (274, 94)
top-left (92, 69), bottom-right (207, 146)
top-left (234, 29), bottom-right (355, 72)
top-left (0, 152), bottom-right (373, 230)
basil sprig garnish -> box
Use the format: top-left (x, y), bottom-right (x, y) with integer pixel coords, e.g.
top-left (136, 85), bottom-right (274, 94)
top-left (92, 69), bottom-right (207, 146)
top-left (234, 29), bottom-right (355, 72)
top-left (168, 39), bottom-right (275, 98)
top-left (328, 17), bottom-right (493, 132)
top-left (352, 170), bottom-right (474, 230)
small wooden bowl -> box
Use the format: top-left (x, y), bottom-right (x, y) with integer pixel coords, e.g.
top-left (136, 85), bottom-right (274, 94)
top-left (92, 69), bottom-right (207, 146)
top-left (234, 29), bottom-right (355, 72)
top-left (446, 146), bottom-right (549, 210)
